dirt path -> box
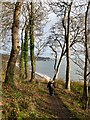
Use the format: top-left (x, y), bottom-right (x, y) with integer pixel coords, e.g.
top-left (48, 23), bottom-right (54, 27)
top-left (47, 94), bottom-right (76, 120)
top-left (42, 83), bottom-right (77, 120)
top-left (40, 82), bottom-right (77, 119)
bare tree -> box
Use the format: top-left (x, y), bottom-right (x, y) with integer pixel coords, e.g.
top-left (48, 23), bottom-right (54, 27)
top-left (83, 1), bottom-right (90, 109)
top-left (65, 1), bottom-right (73, 91)
top-left (0, 2), bottom-right (14, 52)
top-left (5, 1), bottom-right (23, 87)
top-left (48, 24), bottom-right (66, 80)
top-left (27, 0), bottom-right (48, 82)
top-left (47, 1), bottom-right (73, 91)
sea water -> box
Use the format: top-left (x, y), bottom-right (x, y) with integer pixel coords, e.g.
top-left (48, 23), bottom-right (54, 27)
top-left (29, 59), bottom-right (83, 81)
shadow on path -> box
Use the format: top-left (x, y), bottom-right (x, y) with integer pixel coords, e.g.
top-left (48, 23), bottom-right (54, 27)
top-left (47, 91), bottom-right (78, 120)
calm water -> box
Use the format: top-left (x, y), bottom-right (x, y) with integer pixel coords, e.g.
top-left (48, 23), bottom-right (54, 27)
top-left (35, 59), bottom-right (83, 81)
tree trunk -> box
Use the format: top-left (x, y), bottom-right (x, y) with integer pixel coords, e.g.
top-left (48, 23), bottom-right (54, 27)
top-left (19, 41), bottom-right (24, 78)
top-left (83, 1), bottom-right (90, 109)
top-left (5, 1), bottom-right (22, 87)
top-left (53, 54), bottom-right (62, 80)
top-left (66, 33), bottom-right (70, 91)
top-left (24, 25), bottom-right (29, 79)
top-left (29, 1), bottom-right (35, 82)
top-left (89, 63), bottom-right (90, 93)
top-left (19, 20), bottom-right (27, 79)
top-left (65, 2), bottom-right (72, 91)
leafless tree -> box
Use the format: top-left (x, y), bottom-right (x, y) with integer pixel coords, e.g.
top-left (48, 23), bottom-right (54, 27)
top-left (5, 1), bottom-right (23, 87)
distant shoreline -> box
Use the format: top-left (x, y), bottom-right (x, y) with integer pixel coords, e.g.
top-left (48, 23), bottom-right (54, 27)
top-left (1, 54), bottom-right (84, 82)
top-left (1, 53), bottom-right (52, 61)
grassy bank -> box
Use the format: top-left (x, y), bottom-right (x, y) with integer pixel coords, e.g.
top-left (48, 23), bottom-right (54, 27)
top-left (56, 80), bottom-right (90, 119)
top-left (1, 54), bottom-right (90, 120)
top-left (2, 80), bottom-right (90, 120)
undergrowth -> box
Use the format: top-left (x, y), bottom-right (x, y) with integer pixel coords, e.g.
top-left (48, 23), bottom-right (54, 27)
top-left (1, 55), bottom-right (90, 120)
top-left (2, 80), bottom-right (90, 120)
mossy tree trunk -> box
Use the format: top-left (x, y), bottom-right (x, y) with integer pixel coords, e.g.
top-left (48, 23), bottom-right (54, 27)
top-left (19, 15), bottom-right (25, 79)
top-left (19, 20), bottom-right (29, 79)
top-left (24, 25), bottom-right (29, 79)
top-left (29, 1), bottom-right (36, 82)
top-left (19, 41), bottom-right (24, 79)
top-left (5, 1), bottom-right (22, 87)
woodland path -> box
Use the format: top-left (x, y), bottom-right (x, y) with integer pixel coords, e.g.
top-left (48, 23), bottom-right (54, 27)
top-left (47, 94), bottom-right (77, 120)
top-left (42, 82), bottom-right (77, 120)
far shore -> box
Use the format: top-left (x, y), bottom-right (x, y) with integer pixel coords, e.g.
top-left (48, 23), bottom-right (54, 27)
top-left (1, 53), bottom-right (85, 83)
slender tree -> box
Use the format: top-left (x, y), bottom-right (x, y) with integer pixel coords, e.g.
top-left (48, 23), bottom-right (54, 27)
top-left (24, 24), bottom-right (29, 79)
top-left (5, 1), bottom-right (22, 86)
top-left (65, 2), bottom-right (73, 91)
top-left (83, 1), bottom-right (90, 109)
top-left (19, 39), bottom-right (24, 78)
top-left (19, 23), bottom-right (29, 79)
top-left (29, 1), bottom-right (35, 82)
top-left (48, 1), bottom-right (80, 83)
top-left (1, 2), bottom-right (14, 52)
top-left (19, 20), bottom-right (26, 79)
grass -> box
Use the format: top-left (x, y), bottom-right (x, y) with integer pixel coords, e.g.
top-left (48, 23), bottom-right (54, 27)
top-left (2, 80), bottom-right (90, 120)
top-left (56, 80), bottom-right (90, 120)
top-left (2, 78), bottom-right (53, 119)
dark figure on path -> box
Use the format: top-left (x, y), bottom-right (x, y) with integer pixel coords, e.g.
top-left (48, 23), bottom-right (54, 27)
top-left (47, 81), bottom-right (55, 96)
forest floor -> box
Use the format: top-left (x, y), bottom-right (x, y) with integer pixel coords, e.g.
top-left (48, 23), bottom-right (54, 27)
top-left (1, 54), bottom-right (90, 120)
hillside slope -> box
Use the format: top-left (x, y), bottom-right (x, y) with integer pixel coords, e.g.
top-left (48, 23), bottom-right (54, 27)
top-left (2, 81), bottom-right (76, 120)
top-left (1, 54), bottom-right (90, 120)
